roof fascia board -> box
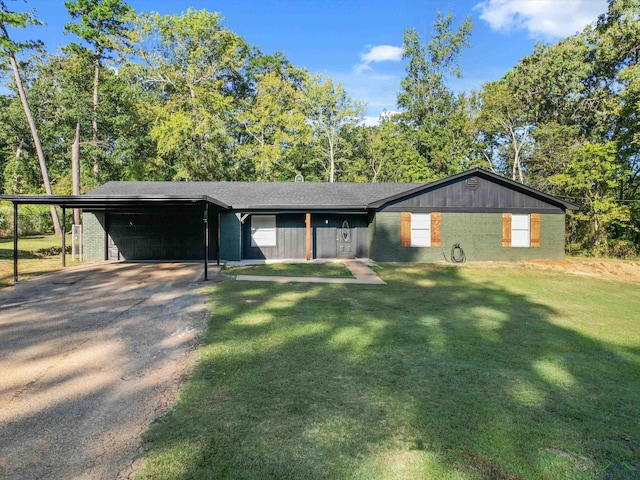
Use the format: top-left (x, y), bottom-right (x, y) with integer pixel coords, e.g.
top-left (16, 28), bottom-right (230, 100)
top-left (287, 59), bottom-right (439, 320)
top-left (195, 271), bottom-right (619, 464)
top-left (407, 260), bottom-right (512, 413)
top-left (231, 207), bottom-right (371, 213)
top-left (232, 209), bottom-right (370, 214)
top-left (0, 194), bottom-right (231, 209)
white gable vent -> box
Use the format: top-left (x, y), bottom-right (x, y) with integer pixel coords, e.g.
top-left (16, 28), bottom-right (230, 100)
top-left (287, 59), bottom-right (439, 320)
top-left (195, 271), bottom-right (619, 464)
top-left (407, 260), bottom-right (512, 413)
top-left (295, 174), bottom-right (304, 182)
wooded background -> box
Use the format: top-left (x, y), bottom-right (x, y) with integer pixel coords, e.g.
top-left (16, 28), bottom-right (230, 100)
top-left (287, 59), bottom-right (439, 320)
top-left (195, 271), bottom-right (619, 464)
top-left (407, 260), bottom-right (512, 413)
top-left (0, 0), bottom-right (638, 256)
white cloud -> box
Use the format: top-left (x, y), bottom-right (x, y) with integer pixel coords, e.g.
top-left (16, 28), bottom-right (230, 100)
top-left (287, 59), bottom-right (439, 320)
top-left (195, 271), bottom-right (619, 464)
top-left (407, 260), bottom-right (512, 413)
top-left (362, 116), bottom-right (381, 127)
top-left (353, 45), bottom-right (403, 74)
top-left (475, 0), bottom-right (607, 38)
top-left (327, 69), bottom-right (401, 120)
top-left (361, 45), bottom-right (403, 63)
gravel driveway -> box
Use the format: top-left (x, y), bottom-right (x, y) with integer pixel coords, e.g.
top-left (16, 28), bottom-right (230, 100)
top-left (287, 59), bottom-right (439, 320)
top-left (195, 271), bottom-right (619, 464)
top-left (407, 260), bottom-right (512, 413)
top-left (0, 262), bottom-right (209, 479)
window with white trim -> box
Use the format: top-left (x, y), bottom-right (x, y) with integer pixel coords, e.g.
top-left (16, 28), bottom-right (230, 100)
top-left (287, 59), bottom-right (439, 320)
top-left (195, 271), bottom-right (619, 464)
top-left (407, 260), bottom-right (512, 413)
top-left (251, 215), bottom-right (276, 247)
top-left (411, 213), bottom-right (431, 247)
top-left (511, 214), bottom-right (530, 247)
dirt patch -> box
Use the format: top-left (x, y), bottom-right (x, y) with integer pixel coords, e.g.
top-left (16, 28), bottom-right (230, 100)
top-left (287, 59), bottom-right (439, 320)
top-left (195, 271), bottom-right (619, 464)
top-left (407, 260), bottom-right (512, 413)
top-left (522, 258), bottom-right (640, 283)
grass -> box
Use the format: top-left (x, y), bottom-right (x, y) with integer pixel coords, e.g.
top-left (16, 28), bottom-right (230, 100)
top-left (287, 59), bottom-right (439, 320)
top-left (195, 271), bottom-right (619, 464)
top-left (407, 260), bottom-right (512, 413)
top-left (136, 263), bottom-right (640, 479)
top-left (0, 234), bottom-right (78, 289)
top-left (223, 262), bottom-right (354, 278)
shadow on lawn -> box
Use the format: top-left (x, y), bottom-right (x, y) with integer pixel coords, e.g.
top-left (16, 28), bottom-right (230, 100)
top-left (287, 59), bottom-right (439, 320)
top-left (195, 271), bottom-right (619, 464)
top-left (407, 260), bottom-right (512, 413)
top-left (140, 265), bottom-right (639, 480)
top-left (0, 246), bottom-right (42, 260)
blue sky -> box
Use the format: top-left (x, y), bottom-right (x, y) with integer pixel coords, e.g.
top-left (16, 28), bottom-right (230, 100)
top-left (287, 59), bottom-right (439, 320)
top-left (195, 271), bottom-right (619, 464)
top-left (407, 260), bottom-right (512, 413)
top-left (12, 0), bottom-right (608, 122)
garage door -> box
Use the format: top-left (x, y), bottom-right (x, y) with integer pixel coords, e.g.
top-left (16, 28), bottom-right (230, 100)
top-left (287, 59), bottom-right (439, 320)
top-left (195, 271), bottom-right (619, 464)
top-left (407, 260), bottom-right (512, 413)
top-left (107, 209), bottom-right (203, 260)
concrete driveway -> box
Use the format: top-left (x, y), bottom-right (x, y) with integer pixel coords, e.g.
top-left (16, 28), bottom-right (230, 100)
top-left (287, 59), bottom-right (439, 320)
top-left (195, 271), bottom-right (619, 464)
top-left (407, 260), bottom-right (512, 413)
top-left (0, 262), bottom-right (209, 479)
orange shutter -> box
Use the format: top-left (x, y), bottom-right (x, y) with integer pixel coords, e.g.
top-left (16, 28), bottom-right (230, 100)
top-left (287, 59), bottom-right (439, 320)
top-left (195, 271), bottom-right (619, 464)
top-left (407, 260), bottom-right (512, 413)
top-left (502, 213), bottom-right (512, 247)
top-left (401, 212), bottom-right (411, 247)
top-left (431, 212), bottom-right (441, 247)
top-left (530, 213), bottom-right (541, 247)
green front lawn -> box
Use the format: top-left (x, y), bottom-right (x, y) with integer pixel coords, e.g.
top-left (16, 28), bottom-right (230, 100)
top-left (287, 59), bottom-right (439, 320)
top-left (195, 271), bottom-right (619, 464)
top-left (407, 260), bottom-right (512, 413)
top-left (0, 235), bottom-right (78, 289)
top-left (223, 262), bottom-right (354, 278)
top-left (136, 263), bottom-right (640, 479)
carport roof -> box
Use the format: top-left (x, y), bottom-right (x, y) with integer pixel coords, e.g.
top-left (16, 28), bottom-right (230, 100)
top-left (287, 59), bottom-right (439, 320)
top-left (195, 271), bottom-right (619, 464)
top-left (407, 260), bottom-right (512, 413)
top-left (0, 194), bottom-right (231, 209)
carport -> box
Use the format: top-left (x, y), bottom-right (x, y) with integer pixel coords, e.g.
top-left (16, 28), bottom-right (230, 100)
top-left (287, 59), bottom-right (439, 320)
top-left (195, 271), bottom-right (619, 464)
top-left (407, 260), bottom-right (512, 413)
top-left (0, 194), bottom-right (230, 282)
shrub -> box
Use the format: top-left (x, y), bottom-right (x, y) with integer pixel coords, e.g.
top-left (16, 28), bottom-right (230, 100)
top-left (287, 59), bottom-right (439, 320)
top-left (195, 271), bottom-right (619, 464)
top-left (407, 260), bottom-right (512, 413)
top-left (17, 205), bottom-right (55, 236)
top-left (590, 243), bottom-right (610, 258)
top-left (35, 246), bottom-right (72, 257)
top-left (609, 239), bottom-right (638, 259)
top-left (565, 243), bottom-right (583, 256)
top-left (0, 204), bottom-right (12, 237)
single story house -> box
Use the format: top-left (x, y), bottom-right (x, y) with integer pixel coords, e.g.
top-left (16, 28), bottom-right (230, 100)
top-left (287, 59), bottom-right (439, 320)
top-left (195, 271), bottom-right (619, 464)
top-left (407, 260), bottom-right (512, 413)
top-left (78, 168), bottom-right (577, 263)
top-left (1, 168), bottom-right (578, 278)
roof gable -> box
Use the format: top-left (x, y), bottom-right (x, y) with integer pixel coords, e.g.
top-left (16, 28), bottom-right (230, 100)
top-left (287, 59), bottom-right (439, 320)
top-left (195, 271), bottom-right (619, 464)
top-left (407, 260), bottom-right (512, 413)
top-left (368, 168), bottom-right (578, 212)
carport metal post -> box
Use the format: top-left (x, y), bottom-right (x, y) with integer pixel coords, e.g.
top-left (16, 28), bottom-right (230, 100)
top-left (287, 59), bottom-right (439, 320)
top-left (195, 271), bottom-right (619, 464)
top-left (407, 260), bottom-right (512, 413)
top-left (13, 202), bottom-right (18, 283)
top-left (203, 202), bottom-right (209, 281)
top-left (61, 207), bottom-right (66, 267)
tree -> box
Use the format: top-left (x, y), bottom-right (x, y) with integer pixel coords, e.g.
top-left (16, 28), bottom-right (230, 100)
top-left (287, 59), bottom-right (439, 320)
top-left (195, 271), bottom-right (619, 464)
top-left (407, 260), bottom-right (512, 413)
top-left (550, 142), bottom-right (632, 251)
top-left (0, 0), bottom-right (61, 233)
top-left (64, 0), bottom-right (134, 178)
top-left (238, 66), bottom-right (311, 181)
top-left (367, 113), bottom-right (421, 182)
top-left (477, 80), bottom-right (533, 182)
top-left (304, 75), bottom-right (364, 182)
top-left (132, 9), bottom-right (250, 180)
top-left (396, 12), bottom-right (474, 181)
top-left (477, 0), bottom-right (640, 252)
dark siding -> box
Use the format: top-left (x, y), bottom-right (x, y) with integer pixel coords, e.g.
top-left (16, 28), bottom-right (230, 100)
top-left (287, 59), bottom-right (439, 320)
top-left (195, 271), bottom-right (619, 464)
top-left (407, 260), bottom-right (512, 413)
top-left (314, 225), bottom-right (337, 258)
top-left (105, 206), bottom-right (217, 260)
top-left (242, 213), bottom-right (370, 260)
top-left (311, 214), bottom-right (368, 259)
top-left (243, 214), bottom-right (306, 260)
top-left (380, 176), bottom-right (564, 213)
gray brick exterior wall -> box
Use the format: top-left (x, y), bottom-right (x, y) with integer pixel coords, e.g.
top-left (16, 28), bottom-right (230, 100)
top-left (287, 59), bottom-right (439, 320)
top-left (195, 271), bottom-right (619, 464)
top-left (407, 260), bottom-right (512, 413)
top-left (370, 212), bottom-right (565, 262)
top-left (82, 211), bottom-right (106, 262)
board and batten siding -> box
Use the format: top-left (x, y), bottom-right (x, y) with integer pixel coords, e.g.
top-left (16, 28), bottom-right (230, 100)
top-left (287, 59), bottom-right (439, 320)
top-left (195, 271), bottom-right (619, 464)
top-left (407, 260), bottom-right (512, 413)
top-left (241, 213), bottom-right (369, 260)
top-left (242, 213), bottom-right (306, 260)
top-left (382, 176), bottom-right (565, 214)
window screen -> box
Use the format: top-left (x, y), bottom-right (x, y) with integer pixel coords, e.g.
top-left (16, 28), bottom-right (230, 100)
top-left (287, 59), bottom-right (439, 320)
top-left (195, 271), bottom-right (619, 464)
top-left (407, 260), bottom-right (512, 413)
top-left (411, 213), bottom-right (431, 247)
top-left (251, 215), bottom-right (276, 247)
top-left (511, 214), bottom-right (530, 247)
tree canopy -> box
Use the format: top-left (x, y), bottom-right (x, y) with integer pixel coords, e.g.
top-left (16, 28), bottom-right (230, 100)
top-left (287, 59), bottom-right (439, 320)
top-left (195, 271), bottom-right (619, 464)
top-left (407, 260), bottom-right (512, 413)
top-left (0, 0), bottom-right (638, 255)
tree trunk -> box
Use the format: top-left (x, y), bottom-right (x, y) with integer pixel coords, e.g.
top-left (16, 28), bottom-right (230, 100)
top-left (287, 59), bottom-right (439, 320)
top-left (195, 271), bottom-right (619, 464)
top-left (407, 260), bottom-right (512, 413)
top-left (72, 120), bottom-right (81, 225)
top-left (329, 140), bottom-right (335, 183)
top-left (92, 55), bottom-right (100, 178)
top-left (4, 29), bottom-right (62, 235)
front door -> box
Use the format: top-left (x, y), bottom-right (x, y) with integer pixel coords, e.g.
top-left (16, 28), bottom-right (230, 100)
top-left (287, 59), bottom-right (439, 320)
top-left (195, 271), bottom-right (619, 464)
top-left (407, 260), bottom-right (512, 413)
top-left (337, 220), bottom-right (355, 258)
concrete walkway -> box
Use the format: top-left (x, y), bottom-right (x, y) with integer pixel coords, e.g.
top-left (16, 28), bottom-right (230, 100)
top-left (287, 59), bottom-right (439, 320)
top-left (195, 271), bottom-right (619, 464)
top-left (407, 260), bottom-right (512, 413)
top-left (234, 259), bottom-right (385, 285)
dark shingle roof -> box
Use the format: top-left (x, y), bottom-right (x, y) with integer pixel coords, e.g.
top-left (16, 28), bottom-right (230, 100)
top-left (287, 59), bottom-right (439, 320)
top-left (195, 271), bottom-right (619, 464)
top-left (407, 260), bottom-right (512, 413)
top-left (88, 181), bottom-right (421, 210)
top-left (84, 168), bottom-right (578, 212)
